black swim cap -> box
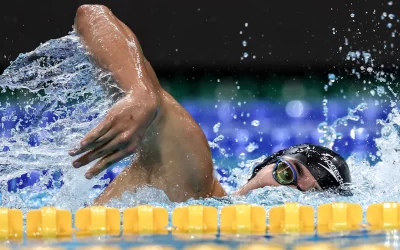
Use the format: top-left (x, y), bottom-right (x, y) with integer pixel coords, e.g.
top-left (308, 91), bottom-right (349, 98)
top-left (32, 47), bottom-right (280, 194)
top-left (249, 143), bottom-right (352, 192)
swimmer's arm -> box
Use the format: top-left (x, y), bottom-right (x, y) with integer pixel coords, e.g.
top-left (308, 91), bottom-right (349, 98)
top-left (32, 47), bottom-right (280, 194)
top-left (70, 5), bottom-right (160, 178)
top-left (74, 5), bottom-right (155, 94)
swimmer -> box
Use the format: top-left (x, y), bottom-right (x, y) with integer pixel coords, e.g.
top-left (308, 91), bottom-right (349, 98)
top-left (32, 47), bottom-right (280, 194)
top-left (69, 5), bottom-right (352, 204)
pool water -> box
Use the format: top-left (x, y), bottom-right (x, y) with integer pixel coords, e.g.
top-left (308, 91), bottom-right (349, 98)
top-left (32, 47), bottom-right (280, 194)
top-left (3, 233), bottom-right (400, 249)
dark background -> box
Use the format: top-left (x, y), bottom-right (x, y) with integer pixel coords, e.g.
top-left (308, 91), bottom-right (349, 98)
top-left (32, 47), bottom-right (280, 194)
top-left (1, 0), bottom-right (398, 76)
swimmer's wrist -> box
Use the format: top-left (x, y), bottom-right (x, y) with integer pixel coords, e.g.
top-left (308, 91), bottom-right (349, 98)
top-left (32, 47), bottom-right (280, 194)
top-left (126, 84), bottom-right (160, 115)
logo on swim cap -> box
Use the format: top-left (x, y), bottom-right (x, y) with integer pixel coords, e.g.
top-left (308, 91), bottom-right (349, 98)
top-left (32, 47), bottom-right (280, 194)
top-left (318, 153), bottom-right (344, 186)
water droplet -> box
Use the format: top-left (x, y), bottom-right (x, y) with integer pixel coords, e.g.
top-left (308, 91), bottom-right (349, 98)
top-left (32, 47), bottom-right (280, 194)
top-left (251, 120), bottom-right (260, 127)
top-left (245, 23), bottom-right (248, 27)
top-left (213, 122), bottom-right (221, 133)
top-left (377, 86), bottom-right (385, 96)
top-left (387, 23), bottom-right (393, 28)
top-left (239, 31), bottom-right (243, 35)
top-left (370, 89), bottom-right (376, 96)
top-left (246, 142), bottom-right (259, 153)
top-left (356, 102), bottom-right (368, 111)
top-left (242, 40), bottom-right (247, 47)
top-left (318, 122), bottom-right (328, 133)
top-left (243, 52), bottom-right (248, 58)
top-left (239, 153), bottom-right (246, 160)
top-left (388, 1), bottom-right (393, 5)
top-left (213, 135), bottom-right (224, 142)
top-left (389, 14), bottom-right (395, 19)
top-left (350, 13), bottom-right (355, 18)
top-left (328, 73), bottom-right (336, 82)
top-left (362, 52), bottom-right (371, 63)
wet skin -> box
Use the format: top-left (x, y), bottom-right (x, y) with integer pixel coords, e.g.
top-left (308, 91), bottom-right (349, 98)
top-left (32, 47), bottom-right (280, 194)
top-left (70, 5), bottom-right (319, 204)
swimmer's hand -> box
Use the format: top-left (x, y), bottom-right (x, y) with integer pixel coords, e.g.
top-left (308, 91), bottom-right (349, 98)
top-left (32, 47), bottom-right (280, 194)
top-left (68, 90), bottom-right (159, 179)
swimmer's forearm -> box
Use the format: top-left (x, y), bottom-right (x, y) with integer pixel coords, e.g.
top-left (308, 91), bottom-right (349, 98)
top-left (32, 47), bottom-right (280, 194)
top-left (74, 5), bottom-right (152, 94)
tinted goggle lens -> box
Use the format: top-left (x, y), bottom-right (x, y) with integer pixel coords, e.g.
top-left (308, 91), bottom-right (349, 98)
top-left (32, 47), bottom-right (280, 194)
top-left (274, 160), bottom-right (295, 185)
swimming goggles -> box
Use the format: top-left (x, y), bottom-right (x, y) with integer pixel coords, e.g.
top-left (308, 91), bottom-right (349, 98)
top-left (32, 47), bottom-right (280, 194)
top-left (272, 159), bottom-right (303, 191)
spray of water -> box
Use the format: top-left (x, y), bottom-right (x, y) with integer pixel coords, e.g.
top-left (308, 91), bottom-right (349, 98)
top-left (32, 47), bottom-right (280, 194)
top-left (0, 32), bottom-right (122, 211)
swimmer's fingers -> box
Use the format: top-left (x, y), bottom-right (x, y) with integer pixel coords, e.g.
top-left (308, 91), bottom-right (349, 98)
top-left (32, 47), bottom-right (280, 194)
top-left (69, 128), bottom-right (117, 156)
top-left (85, 150), bottom-right (127, 179)
top-left (69, 119), bottom-right (112, 156)
top-left (72, 132), bottom-right (124, 167)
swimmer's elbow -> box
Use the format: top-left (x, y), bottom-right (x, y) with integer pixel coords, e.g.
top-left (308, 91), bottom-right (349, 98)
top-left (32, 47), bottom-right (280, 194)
top-left (76, 4), bottom-right (109, 18)
top-left (75, 5), bottom-right (111, 29)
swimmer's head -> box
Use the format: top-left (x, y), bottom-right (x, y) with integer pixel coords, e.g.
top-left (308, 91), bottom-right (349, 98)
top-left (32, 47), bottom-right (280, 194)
top-left (233, 143), bottom-right (352, 196)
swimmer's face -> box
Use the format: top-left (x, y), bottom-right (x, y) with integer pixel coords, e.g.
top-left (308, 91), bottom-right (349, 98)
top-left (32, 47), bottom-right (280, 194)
top-left (232, 159), bottom-right (322, 196)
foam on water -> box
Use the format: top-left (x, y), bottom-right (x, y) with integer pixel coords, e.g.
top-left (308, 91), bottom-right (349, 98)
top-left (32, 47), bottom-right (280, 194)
top-left (0, 23), bottom-right (399, 215)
